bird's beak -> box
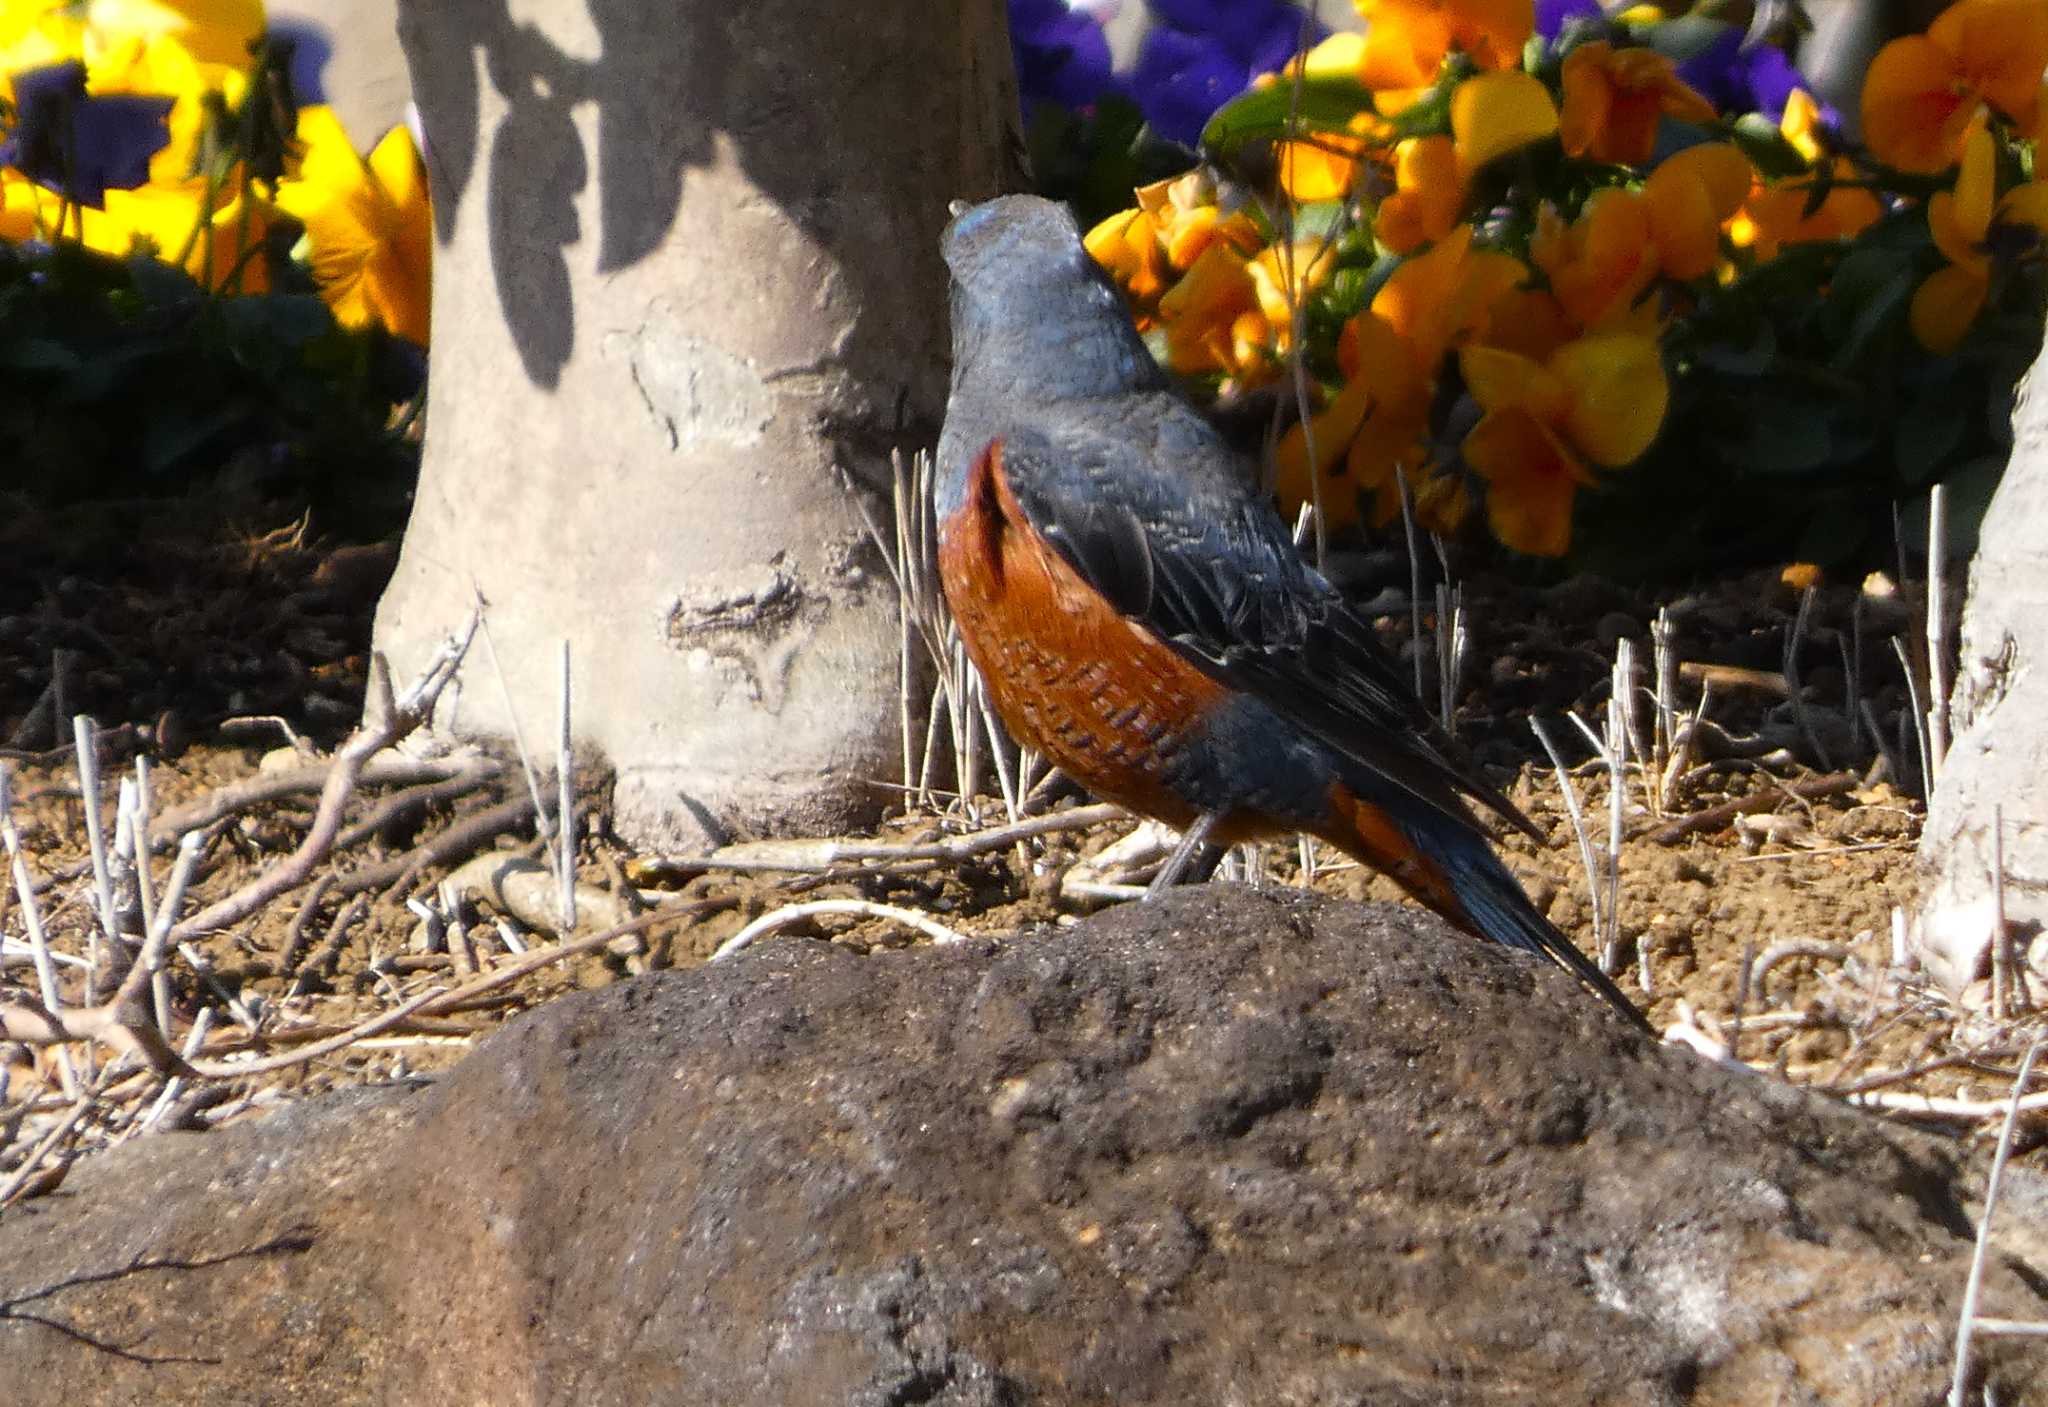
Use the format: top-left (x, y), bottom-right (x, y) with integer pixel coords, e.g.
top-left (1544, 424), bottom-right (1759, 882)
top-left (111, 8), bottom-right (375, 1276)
top-left (947, 198), bottom-right (971, 220)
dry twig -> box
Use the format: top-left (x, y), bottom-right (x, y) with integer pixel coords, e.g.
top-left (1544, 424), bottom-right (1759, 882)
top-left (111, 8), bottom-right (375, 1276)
top-left (1949, 1037), bottom-right (2044, 1406)
top-left (1645, 772), bottom-right (1858, 844)
top-left (710, 898), bottom-right (972, 961)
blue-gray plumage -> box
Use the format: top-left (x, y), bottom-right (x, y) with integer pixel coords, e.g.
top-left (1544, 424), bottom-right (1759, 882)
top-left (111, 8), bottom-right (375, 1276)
top-left (935, 193), bottom-right (1651, 1033)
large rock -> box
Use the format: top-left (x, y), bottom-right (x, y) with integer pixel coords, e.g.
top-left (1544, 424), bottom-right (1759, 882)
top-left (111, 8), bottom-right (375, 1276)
top-left (1, 887), bottom-right (2042, 1404)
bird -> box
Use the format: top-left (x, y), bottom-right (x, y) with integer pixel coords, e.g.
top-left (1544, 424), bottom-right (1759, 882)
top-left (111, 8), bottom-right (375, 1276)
top-left (933, 193), bottom-right (1652, 1035)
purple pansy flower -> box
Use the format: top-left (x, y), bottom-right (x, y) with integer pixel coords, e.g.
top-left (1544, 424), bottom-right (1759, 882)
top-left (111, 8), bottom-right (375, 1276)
top-left (1130, 0), bottom-right (1326, 145)
top-left (1010, 0), bottom-right (1122, 114)
top-left (0, 61), bottom-right (172, 208)
top-left (1675, 23), bottom-right (1830, 125)
top-left (1536, 0), bottom-right (1603, 40)
top-left (1127, 25), bottom-right (1246, 145)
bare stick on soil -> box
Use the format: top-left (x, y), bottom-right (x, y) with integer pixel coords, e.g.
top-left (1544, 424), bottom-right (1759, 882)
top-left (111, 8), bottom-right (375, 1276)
top-left (35, 753), bottom-right (486, 884)
top-left (2, 766), bottom-right (79, 1098)
top-left (1530, 716), bottom-right (1607, 950)
top-left (333, 794), bottom-right (537, 899)
top-left (1748, 940), bottom-right (1850, 1006)
top-left (1926, 481), bottom-right (1949, 779)
top-left (555, 640), bottom-right (576, 931)
top-left (72, 715), bottom-right (119, 994)
top-left (289, 893), bottom-right (370, 996)
top-left (187, 901), bottom-right (731, 1080)
top-left (1783, 587), bottom-right (1832, 771)
top-left (711, 898), bottom-right (972, 961)
top-left (169, 618), bottom-right (477, 944)
top-left (1949, 1036), bottom-right (2044, 1406)
top-left (1395, 466), bottom-right (1425, 701)
top-left (1890, 635), bottom-right (1933, 795)
top-left (0, 1088), bottom-right (96, 1206)
top-left (687, 801), bottom-right (1127, 877)
top-left (1644, 772), bottom-right (1859, 844)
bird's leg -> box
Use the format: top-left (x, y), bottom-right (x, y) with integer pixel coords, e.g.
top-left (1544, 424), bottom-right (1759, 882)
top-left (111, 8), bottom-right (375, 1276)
top-left (1146, 812), bottom-right (1226, 897)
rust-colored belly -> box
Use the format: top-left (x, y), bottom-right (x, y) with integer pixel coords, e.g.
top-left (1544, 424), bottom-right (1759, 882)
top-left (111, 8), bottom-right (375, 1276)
top-left (937, 442), bottom-right (1230, 831)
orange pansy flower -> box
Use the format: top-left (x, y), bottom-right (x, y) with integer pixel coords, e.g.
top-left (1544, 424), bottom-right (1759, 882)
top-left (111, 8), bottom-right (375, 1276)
top-left (1354, 0), bottom-right (1535, 90)
top-left (1085, 206), bottom-right (1171, 314)
top-left (1158, 242), bottom-right (1267, 377)
top-left (1641, 142), bottom-right (1752, 280)
top-left (1529, 191), bottom-right (1657, 329)
top-left (1910, 116), bottom-right (2048, 352)
top-left (1373, 223), bottom-right (1529, 372)
top-left (1274, 312), bottom-right (1434, 532)
top-left (1727, 90), bottom-right (1881, 259)
top-left (1862, 0), bottom-right (2048, 173)
top-left (1559, 40), bottom-right (1716, 166)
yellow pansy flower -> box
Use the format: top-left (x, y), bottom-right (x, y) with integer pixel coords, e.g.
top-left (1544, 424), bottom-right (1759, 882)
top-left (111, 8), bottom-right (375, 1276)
top-left (1449, 70), bottom-right (1560, 175)
top-left (1458, 332), bottom-right (1667, 554)
top-left (275, 106), bottom-right (433, 344)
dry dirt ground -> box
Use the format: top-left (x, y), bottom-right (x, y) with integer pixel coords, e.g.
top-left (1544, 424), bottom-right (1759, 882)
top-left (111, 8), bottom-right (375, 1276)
top-left (1, 497), bottom-right (2042, 1201)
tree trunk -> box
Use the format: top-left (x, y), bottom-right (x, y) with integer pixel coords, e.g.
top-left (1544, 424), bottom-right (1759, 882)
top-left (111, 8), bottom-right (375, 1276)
top-left (376, 0), bottom-right (1021, 848)
top-left (1914, 334), bottom-right (2048, 993)
top-left (269, 0), bottom-right (411, 143)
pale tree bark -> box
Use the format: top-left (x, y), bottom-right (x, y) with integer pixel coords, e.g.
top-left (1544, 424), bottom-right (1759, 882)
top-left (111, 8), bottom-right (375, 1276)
top-left (376, 0), bottom-right (1021, 848)
top-left (1915, 334), bottom-right (2048, 993)
top-left (268, 0), bottom-right (412, 142)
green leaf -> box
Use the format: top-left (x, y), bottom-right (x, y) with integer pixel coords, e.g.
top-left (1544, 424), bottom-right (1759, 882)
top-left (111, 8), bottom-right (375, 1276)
top-left (124, 253), bottom-right (204, 309)
top-left (1325, 266), bottom-right (1375, 321)
top-left (59, 336), bottom-right (171, 405)
top-left (1821, 245), bottom-right (1913, 365)
top-left (1895, 455), bottom-right (2004, 559)
top-left (1893, 382), bottom-right (1968, 485)
top-left (1692, 318), bottom-right (1777, 376)
top-left (141, 398), bottom-right (253, 476)
top-left (1287, 200), bottom-right (1350, 242)
top-left (1721, 391), bottom-right (1834, 474)
top-left (0, 336), bottom-right (83, 373)
top-left (1729, 112), bottom-right (1809, 180)
top-left (1200, 76), bottom-right (1379, 161)
top-left (1791, 494), bottom-right (1872, 565)
top-left (218, 292), bottom-right (336, 347)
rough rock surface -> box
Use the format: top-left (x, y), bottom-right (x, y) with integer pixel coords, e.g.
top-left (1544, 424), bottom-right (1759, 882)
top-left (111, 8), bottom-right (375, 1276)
top-left (1, 886), bottom-right (2042, 1405)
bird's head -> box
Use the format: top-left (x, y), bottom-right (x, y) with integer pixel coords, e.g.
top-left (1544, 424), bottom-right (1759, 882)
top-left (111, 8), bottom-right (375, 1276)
top-left (940, 194), bottom-right (1164, 402)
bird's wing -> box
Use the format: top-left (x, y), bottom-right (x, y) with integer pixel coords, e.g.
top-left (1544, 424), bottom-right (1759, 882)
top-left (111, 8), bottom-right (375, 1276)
top-left (989, 417), bottom-right (1540, 839)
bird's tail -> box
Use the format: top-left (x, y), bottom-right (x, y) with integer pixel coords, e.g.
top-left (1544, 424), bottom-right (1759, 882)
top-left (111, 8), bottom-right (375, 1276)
top-left (1320, 782), bottom-right (1654, 1034)
top-left (1435, 840), bottom-right (1655, 1035)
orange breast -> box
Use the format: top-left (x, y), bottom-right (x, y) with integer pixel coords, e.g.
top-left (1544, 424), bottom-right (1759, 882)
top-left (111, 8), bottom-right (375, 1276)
top-left (1314, 781), bottom-right (1469, 925)
top-left (937, 441), bottom-right (1235, 832)
top-left (937, 443), bottom-right (1488, 918)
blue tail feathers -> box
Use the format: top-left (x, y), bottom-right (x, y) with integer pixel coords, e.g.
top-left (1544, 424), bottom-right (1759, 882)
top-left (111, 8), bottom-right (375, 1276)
top-left (1435, 826), bottom-right (1655, 1034)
